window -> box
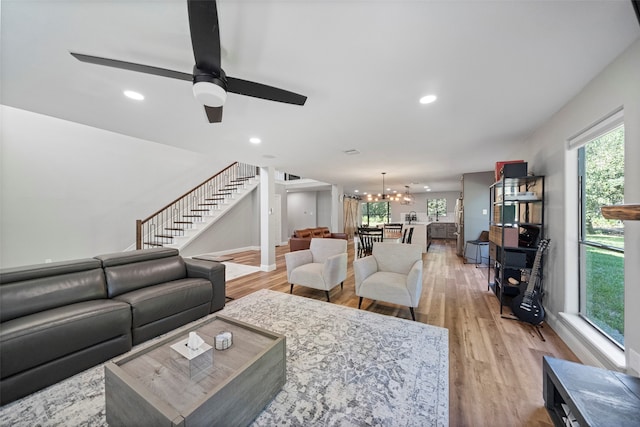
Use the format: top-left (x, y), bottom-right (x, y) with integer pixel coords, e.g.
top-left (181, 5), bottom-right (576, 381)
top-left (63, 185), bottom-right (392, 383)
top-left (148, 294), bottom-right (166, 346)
top-left (361, 202), bottom-right (390, 226)
top-left (575, 118), bottom-right (625, 348)
top-left (427, 198), bottom-right (446, 219)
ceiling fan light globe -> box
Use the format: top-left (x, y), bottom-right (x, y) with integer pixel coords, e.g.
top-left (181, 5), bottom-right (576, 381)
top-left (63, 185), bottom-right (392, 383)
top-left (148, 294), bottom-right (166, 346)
top-left (193, 81), bottom-right (227, 107)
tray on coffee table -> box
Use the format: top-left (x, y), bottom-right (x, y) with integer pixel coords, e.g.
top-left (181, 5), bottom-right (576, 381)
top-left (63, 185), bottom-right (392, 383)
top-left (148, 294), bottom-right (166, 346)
top-left (105, 315), bottom-right (285, 427)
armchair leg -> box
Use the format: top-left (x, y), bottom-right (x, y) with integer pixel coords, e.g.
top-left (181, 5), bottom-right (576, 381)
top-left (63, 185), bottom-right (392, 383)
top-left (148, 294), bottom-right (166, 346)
top-left (409, 307), bottom-right (416, 321)
top-left (290, 284), bottom-right (294, 294)
top-left (358, 297), bottom-right (363, 309)
top-left (341, 281), bottom-right (344, 290)
top-left (325, 290), bottom-right (331, 302)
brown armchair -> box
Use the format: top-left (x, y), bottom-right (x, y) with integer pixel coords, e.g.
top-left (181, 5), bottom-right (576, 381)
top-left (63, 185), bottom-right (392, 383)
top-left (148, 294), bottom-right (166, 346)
top-left (289, 227), bottom-right (348, 251)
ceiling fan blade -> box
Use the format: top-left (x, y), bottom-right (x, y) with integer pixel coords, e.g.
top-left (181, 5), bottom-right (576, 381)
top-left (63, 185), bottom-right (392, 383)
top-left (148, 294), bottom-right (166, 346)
top-left (226, 77), bottom-right (307, 105)
top-left (204, 105), bottom-right (223, 123)
top-left (70, 52), bottom-right (193, 81)
top-left (187, 0), bottom-right (222, 75)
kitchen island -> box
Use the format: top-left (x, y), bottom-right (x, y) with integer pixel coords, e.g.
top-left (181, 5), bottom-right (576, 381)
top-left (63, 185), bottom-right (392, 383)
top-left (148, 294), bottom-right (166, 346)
top-left (402, 222), bottom-right (456, 253)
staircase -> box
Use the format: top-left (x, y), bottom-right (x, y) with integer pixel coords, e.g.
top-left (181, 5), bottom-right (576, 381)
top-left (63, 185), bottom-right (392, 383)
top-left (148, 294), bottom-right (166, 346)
top-left (136, 162), bottom-right (259, 251)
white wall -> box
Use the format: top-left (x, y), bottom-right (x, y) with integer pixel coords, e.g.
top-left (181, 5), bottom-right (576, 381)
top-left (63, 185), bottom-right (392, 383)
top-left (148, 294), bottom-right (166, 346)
top-left (523, 38), bottom-right (640, 371)
top-left (389, 191), bottom-right (460, 223)
top-left (180, 190), bottom-right (260, 257)
top-left (463, 171), bottom-right (494, 242)
top-left (316, 190), bottom-right (332, 227)
top-left (286, 192), bottom-right (317, 235)
top-left (0, 106), bottom-right (227, 267)
top-left (285, 190), bottom-right (337, 236)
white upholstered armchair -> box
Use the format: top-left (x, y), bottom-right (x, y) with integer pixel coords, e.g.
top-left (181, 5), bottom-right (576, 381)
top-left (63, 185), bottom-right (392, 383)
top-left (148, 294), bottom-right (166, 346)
top-left (353, 242), bottom-right (423, 320)
top-left (285, 238), bottom-right (348, 302)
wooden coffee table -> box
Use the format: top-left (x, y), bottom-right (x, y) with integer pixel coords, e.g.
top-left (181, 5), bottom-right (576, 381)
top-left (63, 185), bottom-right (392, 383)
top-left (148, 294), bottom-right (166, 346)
top-left (105, 315), bottom-right (285, 427)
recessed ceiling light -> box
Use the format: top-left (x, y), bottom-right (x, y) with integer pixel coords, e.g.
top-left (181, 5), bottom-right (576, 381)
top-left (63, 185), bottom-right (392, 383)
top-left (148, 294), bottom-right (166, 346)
top-left (250, 137), bottom-right (261, 144)
top-left (124, 90), bottom-right (144, 101)
top-left (424, 185), bottom-right (430, 189)
top-left (354, 190), bottom-right (359, 193)
top-left (419, 94), bottom-right (437, 104)
top-left (427, 188), bottom-right (432, 192)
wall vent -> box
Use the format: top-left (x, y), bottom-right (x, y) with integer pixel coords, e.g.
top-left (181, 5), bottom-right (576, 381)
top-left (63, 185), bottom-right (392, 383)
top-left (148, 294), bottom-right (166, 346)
top-left (343, 149), bottom-right (361, 155)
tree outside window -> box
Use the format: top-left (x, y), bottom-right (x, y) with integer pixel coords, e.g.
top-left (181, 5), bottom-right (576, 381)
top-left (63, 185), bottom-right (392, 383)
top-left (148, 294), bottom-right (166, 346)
top-left (578, 124), bottom-right (624, 347)
top-left (361, 202), bottom-right (390, 226)
top-left (427, 198), bottom-right (447, 220)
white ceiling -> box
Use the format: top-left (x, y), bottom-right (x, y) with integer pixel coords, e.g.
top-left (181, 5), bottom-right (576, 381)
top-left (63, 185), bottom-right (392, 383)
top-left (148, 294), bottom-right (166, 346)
top-left (2, 0), bottom-right (638, 196)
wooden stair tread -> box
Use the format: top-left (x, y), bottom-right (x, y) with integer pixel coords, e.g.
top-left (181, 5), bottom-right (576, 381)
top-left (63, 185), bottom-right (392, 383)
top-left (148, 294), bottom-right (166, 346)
top-left (143, 242), bottom-right (164, 247)
top-left (154, 234), bottom-right (174, 238)
top-left (174, 221), bottom-right (193, 224)
top-left (165, 228), bottom-right (185, 231)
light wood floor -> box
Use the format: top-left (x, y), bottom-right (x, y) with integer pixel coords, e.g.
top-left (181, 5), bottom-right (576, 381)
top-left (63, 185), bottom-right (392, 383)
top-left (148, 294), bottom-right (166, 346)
top-left (223, 239), bottom-right (579, 427)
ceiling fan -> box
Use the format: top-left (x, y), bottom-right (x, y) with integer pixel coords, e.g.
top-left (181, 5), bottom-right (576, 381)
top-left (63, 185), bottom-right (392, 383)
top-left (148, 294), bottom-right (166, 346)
top-left (70, 0), bottom-right (307, 123)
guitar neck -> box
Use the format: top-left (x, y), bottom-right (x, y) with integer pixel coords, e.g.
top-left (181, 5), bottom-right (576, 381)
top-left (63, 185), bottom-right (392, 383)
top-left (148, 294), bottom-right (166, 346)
top-left (524, 240), bottom-right (549, 294)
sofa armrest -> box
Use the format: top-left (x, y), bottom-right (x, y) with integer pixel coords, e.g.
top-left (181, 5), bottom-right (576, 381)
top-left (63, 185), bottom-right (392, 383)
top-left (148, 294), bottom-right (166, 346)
top-left (353, 256), bottom-right (378, 294)
top-left (284, 250), bottom-right (313, 282)
top-left (322, 253), bottom-right (348, 287)
top-left (330, 233), bottom-right (348, 240)
top-left (184, 258), bottom-right (226, 312)
top-left (405, 260), bottom-right (424, 307)
top-left (289, 237), bottom-right (311, 252)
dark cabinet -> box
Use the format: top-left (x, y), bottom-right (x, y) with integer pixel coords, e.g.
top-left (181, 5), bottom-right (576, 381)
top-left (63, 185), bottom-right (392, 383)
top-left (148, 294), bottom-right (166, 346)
top-left (430, 223), bottom-right (447, 239)
top-left (430, 222), bottom-right (455, 240)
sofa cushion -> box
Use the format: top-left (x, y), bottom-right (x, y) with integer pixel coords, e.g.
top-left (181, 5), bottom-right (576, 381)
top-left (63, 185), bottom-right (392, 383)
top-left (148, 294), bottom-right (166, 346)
top-left (290, 263), bottom-right (325, 290)
top-left (0, 300), bottom-right (131, 378)
top-left (113, 278), bottom-right (212, 328)
top-left (294, 229), bottom-right (313, 238)
top-left (359, 271), bottom-right (412, 307)
top-left (102, 256), bottom-right (187, 298)
top-left (0, 259), bottom-right (107, 322)
top-left (96, 247), bottom-right (179, 267)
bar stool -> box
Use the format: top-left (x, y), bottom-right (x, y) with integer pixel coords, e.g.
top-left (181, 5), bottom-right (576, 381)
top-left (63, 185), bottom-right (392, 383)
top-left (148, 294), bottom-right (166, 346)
top-left (464, 231), bottom-right (490, 267)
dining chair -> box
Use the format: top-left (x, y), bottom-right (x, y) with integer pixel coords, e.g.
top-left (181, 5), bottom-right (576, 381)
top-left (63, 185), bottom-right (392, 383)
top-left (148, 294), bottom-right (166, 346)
top-left (357, 227), bottom-right (383, 258)
top-left (402, 226), bottom-right (414, 244)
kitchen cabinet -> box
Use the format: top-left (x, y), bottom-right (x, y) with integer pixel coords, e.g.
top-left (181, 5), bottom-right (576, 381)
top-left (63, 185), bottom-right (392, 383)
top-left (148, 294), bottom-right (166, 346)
top-left (429, 222), bottom-right (454, 239)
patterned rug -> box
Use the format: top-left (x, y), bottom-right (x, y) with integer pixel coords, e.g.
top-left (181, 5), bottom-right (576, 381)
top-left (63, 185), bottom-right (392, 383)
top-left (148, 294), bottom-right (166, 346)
top-left (0, 290), bottom-right (448, 426)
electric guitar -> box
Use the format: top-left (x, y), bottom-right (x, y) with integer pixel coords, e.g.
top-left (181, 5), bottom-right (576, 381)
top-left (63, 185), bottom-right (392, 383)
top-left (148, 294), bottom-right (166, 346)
top-left (510, 239), bottom-right (550, 325)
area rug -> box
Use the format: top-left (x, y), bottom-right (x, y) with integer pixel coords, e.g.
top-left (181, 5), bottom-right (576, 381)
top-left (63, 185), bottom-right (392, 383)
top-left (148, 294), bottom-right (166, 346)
top-left (222, 261), bottom-right (260, 280)
top-left (0, 290), bottom-right (448, 426)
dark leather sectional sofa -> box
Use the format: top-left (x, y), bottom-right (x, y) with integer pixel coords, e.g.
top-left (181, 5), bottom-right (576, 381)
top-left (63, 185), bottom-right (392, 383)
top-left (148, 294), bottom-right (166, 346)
top-left (0, 248), bottom-right (225, 405)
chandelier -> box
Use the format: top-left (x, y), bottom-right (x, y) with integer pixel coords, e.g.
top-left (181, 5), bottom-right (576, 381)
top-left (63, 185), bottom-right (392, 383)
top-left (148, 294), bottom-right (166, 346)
top-left (400, 185), bottom-right (415, 205)
top-left (367, 172), bottom-right (400, 202)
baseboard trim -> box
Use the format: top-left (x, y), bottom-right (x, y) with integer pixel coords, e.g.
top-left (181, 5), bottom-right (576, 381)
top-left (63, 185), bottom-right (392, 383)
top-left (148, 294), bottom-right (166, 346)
top-left (200, 246), bottom-right (260, 257)
top-left (261, 264), bottom-right (276, 272)
top-left (546, 311), bottom-right (625, 372)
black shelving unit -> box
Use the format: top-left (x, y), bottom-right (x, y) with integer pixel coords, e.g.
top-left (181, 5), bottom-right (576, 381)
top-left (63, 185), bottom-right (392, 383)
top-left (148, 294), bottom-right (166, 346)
top-left (487, 175), bottom-right (545, 313)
